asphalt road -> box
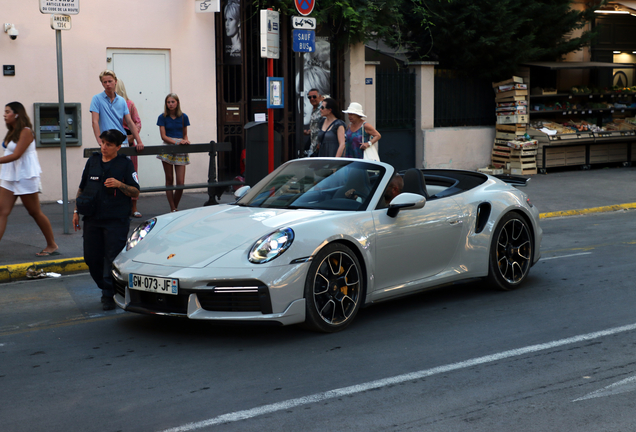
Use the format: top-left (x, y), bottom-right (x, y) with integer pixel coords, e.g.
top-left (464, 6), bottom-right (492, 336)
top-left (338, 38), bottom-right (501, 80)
top-left (1, 210), bottom-right (635, 432)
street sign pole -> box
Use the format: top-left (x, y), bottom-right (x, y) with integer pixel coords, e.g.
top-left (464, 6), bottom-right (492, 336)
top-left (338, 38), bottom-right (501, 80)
top-left (260, 8), bottom-right (280, 173)
top-left (291, 16), bottom-right (315, 160)
top-left (41, 0), bottom-right (78, 234)
top-left (55, 29), bottom-right (70, 234)
top-left (295, 51), bottom-right (304, 159)
top-left (268, 56), bottom-right (274, 173)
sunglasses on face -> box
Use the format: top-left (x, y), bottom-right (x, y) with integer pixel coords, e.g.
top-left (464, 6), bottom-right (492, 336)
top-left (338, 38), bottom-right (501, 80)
top-left (307, 95), bottom-right (318, 99)
top-left (319, 105), bottom-right (328, 110)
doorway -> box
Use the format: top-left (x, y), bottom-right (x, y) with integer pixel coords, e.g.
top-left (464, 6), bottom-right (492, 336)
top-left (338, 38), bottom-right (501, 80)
top-left (107, 49), bottom-right (171, 188)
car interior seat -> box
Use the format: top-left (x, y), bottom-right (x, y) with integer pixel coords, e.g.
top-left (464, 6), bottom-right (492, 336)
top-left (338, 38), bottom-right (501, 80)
top-left (402, 168), bottom-right (428, 199)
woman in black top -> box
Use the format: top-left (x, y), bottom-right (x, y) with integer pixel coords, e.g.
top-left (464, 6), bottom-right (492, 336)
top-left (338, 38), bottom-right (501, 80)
top-left (316, 98), bottom-right (346, 158)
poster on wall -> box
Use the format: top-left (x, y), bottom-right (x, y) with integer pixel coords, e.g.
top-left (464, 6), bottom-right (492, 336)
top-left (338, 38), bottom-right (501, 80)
top-left (296, 36), bottom-right (331, 127)
top-left (223, 0), bottom-right (242, 64)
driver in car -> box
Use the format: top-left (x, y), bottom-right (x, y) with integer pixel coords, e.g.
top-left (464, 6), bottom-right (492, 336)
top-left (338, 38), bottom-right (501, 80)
top-left (383, 173), bottom-right (403, 204)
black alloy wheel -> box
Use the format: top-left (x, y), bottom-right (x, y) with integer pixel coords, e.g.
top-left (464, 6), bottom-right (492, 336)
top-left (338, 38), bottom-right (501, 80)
top-left (487, 212), bottom-right (533, 291)
top-left (303, 243), bottom-right (363, 333)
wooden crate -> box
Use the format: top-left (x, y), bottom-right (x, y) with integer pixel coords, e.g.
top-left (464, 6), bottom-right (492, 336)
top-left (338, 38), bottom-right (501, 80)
top-left (496, 131), bottom-right (526, 140)
top-left (509, 155), bottom-right (536, 170)
top-left (509, 143), bottom-right (538, 157)
top-left (511, 147), bottom-right (537, 156)
top-left (496, 124), bottom-right (527, 133)
top-left (491, 156), bottom-right (510, 168)
top-left (478, 166), bottom-right (504, 175)
top-left (492, 144), bottom-right (512, 157)
top-left (510, 167), bottom-right (538, 175)
top-left (496, 114), bottom-right (528, 124)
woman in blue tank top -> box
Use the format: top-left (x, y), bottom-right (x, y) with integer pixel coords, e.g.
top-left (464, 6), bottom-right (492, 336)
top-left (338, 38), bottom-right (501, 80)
top-left (342, 102), bottom-right (381, 159)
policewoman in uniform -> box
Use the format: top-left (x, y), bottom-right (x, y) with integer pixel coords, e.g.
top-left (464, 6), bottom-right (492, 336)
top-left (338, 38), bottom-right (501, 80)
top-left (72, 129), bottom-right (140, 310)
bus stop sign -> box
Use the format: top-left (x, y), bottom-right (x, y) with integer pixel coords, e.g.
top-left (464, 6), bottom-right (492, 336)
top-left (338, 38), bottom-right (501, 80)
top-left (294, 0), bottom-right (315, 16)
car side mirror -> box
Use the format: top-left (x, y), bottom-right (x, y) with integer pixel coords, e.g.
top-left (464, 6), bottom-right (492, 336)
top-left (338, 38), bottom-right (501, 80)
top-left (234, 185), bottom-right (251, 199)
top-left (387, 193), bottom-right (426, 218)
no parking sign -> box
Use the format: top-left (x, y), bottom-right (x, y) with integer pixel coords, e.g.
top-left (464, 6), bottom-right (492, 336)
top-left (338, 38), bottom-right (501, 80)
top-left (294, 0), bottom-right (315, 16)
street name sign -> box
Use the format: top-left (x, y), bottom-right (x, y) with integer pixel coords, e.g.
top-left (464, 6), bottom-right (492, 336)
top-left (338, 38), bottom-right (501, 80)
top-left (292, 29), bottom-right (315, 53)
top-left (40, 0), bottom-right (80, 15)
top-left (50, 14), bottom-right (72, 30)
top-left (292, 16), bottom-right (316, 29)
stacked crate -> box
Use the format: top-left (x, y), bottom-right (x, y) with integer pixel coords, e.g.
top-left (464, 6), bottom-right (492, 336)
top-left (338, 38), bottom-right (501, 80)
top-left (492, 77), bottom-right (537, 175)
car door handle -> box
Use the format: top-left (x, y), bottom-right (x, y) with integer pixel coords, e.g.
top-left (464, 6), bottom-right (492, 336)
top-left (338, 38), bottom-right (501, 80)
top-left (448, 219), bottom-right (463, 226)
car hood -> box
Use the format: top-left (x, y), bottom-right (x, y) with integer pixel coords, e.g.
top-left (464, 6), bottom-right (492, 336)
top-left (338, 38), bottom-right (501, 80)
top-left (129, 204), bottom-right (324, 268)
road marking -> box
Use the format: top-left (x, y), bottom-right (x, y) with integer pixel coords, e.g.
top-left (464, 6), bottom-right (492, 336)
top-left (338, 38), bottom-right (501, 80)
top-left (540, 252), bottom-right (592, 261)
top-left (540, 203), bottom-right (636, 219)
top-left (162, 322), bottom-right (636, 432)
top-left (573, 375), bottom-right (636, 402)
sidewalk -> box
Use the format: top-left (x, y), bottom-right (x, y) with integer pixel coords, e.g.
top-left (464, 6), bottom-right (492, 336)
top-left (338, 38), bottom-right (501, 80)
top-left (1, 166), bottom-right (635, 283)
top-left (0, 190), bottom-right (235, 282)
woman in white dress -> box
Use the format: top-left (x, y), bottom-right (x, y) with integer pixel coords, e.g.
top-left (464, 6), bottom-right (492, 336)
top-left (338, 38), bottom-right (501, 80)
top-left (0, 102), bottom-right (58, 256)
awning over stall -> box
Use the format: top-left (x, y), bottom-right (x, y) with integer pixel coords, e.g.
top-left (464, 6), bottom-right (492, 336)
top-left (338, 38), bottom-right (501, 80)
top-left (524, 61), bottom-right (634, 69)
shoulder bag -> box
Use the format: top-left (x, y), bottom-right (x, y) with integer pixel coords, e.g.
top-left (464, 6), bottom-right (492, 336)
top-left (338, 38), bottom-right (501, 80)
top-left (361, 122), bottom-right (380, 161)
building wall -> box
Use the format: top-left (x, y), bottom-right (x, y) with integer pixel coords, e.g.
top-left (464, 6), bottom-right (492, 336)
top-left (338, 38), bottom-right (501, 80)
top-left (1, 2), bottom-right (217, 202)
top-left (344, 43), bottom-right (366, 116)
top-left (421, 127), bottom-right (494, 170)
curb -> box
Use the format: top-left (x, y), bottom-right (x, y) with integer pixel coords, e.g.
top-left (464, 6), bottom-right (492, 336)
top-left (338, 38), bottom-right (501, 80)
top-left (539, 202), bottom-right (636, 219)
top-left (0, 257), bottom-right (87, 283)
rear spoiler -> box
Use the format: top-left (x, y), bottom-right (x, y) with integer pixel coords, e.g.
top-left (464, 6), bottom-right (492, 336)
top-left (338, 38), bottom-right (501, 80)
top-left (493, 174), bottom-right (530, 187)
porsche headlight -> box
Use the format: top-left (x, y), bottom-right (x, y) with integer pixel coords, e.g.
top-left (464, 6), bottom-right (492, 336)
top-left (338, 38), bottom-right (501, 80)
top-left (249, 228), bottom-right (295, 264)
top-left (126, 218), bottom-right (157, 251)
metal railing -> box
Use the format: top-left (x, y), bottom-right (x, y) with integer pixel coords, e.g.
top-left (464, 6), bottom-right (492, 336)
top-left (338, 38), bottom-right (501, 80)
top-left (83, 141), bottom-right (242, 205)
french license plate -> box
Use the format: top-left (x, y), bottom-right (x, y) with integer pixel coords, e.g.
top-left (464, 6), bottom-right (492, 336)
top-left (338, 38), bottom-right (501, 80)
top-left (129, 274), bottom-right (178, 295)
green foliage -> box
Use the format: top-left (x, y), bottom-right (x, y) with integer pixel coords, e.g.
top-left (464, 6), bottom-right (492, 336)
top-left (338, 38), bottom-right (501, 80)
top-left (403, 0), bottom-right (600, 80)
top-left (252, 0), bottom-right (600, 81)
top-left (252, 0), bottom-right (414, 48)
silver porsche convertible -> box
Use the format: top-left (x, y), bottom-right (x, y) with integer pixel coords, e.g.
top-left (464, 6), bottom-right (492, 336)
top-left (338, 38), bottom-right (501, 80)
top-left (112, 158), bottom-right (542, 332)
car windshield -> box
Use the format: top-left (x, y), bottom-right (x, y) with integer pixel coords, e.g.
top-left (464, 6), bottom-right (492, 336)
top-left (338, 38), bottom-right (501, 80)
top-left (237, 159), bottom-right (385, 210)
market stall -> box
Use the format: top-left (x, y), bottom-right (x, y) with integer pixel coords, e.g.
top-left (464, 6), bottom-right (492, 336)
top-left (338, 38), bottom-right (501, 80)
top-left (522, 62), bottom-right (636, 172)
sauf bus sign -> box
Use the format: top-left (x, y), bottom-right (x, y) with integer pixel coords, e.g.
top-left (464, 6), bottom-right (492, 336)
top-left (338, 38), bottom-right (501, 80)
top-left (294, 0), bottom-right (315, 16)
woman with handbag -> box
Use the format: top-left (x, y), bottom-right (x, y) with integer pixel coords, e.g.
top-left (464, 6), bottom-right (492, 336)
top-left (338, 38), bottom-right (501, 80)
top-left (315, 98), bottom-right (346, 158)
top-left (157, 93), bottom-right (190, 212)
top-left (0, 101), bottom-right (58, 257)
top-left (342, 102), bottom-right (381, 160)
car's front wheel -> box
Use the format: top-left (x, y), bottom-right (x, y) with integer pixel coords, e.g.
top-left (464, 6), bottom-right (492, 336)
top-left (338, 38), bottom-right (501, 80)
top-left (303, 243), bottom-right (363, 333)
top-left (487, 212), bottom-right (533, 291)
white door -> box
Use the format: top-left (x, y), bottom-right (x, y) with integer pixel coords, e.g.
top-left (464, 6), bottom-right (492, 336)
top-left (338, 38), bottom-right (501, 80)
top-left (107, 49), bottom-right (170, 188)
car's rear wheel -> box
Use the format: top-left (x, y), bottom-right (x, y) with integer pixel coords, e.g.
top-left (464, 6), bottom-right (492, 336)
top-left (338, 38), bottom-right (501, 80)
top-left (303, 243), bottom-right (363, 333)
top-left (487, 212), bottom-right (533, 291)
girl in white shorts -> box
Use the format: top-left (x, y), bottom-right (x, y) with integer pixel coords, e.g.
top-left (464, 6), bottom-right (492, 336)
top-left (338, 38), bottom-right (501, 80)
top-left (1, 102), bottom-right (58, 257)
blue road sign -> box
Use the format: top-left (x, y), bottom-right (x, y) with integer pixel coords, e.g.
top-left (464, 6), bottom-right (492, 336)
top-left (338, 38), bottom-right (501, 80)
top-left (292, 29), bottom-right (315, 53)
